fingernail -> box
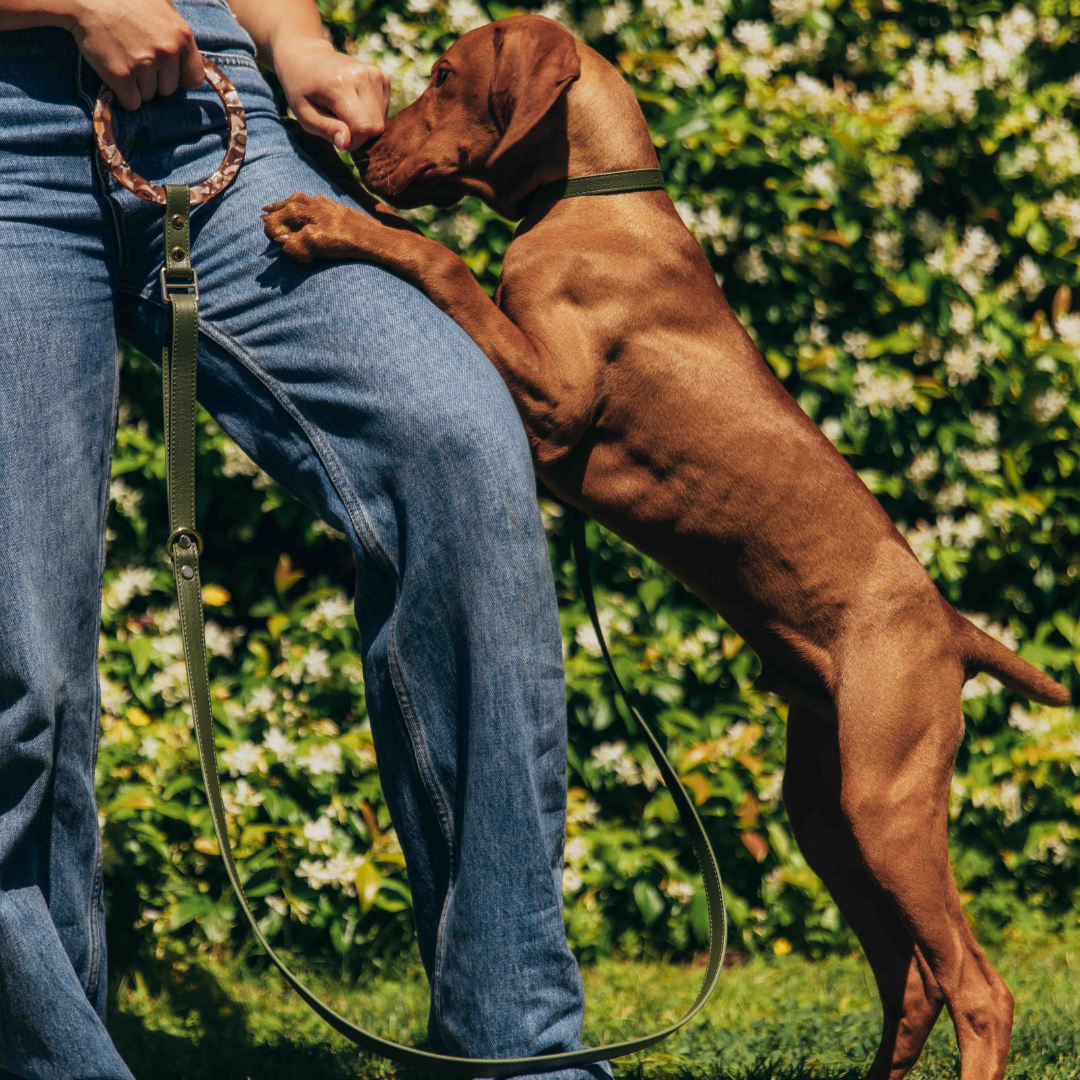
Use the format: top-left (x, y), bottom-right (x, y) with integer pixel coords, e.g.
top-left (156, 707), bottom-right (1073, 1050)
top-left (334, 132), bottom-right (346, 150)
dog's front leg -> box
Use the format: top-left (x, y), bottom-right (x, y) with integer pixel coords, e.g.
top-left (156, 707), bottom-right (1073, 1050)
top-left (263, 193), bottom-right (594, 466)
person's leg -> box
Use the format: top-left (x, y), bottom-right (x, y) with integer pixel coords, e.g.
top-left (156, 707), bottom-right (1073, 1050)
top-left (0, 30), bottom-right (135, 1080)
top-left (111, 6), bottom-right (608, 1073)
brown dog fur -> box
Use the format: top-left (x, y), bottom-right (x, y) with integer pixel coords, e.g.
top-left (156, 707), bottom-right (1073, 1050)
top-left (263, 16), bottom-right (1071, 1079)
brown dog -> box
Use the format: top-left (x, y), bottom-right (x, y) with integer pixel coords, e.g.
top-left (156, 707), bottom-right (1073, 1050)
top-left (263, 15), bottom-right (1071, 1079)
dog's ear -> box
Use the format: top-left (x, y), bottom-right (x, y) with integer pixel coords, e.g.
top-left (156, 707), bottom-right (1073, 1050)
top-left (487, 18), bottom-right (580, 168)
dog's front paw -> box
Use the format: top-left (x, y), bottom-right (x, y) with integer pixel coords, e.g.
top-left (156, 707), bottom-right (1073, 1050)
top-left (261, 192), bottom-right (370, 263)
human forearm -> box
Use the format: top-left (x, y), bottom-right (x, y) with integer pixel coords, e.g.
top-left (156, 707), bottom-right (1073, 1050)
top-left (0, 0), bottom-right (78, 31)
top-left (224, 0), bottom-right (325, 72)
top-left (229, 0), bottom-right (390, 150)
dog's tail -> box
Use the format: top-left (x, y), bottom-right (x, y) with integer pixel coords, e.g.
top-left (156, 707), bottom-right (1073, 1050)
top-left (958, 616), bottom-right (1072, 706)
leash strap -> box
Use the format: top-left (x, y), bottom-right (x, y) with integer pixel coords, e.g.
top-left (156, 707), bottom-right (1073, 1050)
top-left (521, 168), bottom-right (665, 213)
top-left (160, 178), bottom-right (724, 1072)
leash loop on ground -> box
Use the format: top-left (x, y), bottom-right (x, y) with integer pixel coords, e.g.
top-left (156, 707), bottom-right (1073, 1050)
top-left (96, 69), bottom-right (724, 1075)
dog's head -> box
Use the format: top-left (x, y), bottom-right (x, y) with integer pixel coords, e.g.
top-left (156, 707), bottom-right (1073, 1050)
top-left (356, 14), bottom-right (580, 215)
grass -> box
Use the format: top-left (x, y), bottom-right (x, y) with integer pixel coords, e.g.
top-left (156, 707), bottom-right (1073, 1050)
top-left (107, 931), bottom-right (1080, 1079)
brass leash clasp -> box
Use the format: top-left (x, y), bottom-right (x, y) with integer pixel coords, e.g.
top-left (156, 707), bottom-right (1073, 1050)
top-left (165, 526), bottom-right (204, 559)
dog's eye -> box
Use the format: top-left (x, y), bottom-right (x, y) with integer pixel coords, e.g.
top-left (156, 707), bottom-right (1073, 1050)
top-left (434, 67), bottom-right (450, 87)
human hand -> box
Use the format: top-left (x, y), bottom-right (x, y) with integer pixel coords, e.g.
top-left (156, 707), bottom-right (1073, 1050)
top-left (63, 0), bottom-right (204, 111)
top-left (273, 39), bottom-right (390, 152)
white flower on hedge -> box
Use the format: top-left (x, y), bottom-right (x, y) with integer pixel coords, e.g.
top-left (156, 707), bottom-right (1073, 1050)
top-left (598, 0), bottom-right (632, 36)
top-left (938, 31), bottom-right (968, 66)
top-left (297, 741), bottom-right (343, 776)
top-left (1043, 192), bottom-right (1080, 239)
top-left (103, 566), bottom-right (156, 610)
top-left (929, 225), bottom-right (999, 296)
top-left (139, 736), bottom-right (160, 759)
top-left (1053, 312), bottom-right (1080, 347)
top-left (445, 0), bottom-right (488, 33)
top-left (265, 894), bottom-right (289, 917)
top-left (247, 684), bottom-right (275, 716)
top-left (150, 659), bottom-right (189, 706)
top-left (109, 478), bottom-right (142, 518)
top-left (932, 482), bottom-right (967, 513)
top-left (662, 880), bottom-right (694, 904)
top-left (776, 73), bottom-right (831, 113)
top-left (223, 778), bottom-right (264, 814)
top-left (1008, 703), bottom-right (1052, 735)
top-left (968, 411), bottom-right (999, 443)
top-left (874, 163), bottom-right (922, 209)
top-left (100, 675), bottom-right (131, 715)
top-left (870, 229), bottom-right (903, 271)
top-left (303, 814), bottom-right (336, 851)
top-left (757, 768), bottom-right (784, 804)
top-left (952, 513), bottom-right (985, 549)
top-left (671, 42), bottom-right (715, 88)
top-left (1030, 389), bottom-right (1067, 423)
top-left (641, 760), bottom-right (662, 791)
top-left (771, 0), bottom-right (822, 25)
top-left (204, 620), bottom-right (244, 659)
top-left (957, 447), bottom-right (1000, 476)
top-left (665, 0), bottom-right (725, 43)
top-left (562, 866), bottom-right (583, 894)
top-left (841, 329), bottom-right (871, 359)
top-left (737, 246), bottom-right (769, 285)
top-left (943, 338), bottom-right (995, 386)
top-left (221, 740), bottom-right (266, 778)
top-left (591, 740), bottom-right (643, 784)
top-left (733, 20), bottom-right (772, 54)
top-left (804, 160), bottom-right (836, 196)
top-left (299, 646), bottom-right (332, 682)
top-left (905, 449), bottom-right (939, 483)
top-left (297, 851), bottom-right (364, 896)
top-left (301, 593), bottom-right (353, 631)
top-left (905, 521), bottom-right (937, 564)
top-left (975, 6), bottom-right (1036, 85)
top-left (913, 209), bottom-right (943, 249)
top-left (564, 836), bottom-right (590, 865)
top-left (949, 301), bottom-right (974, 336)
top-left (1012, 256), bottom-right (1045, 300)
top-left (819, 417), bottom-right (843, 444)
top-left (1031, 117), bottom-right (1080, 181)
top-left (853, 363), bottom-right (916, 411)
top-left (895, 58), bottom-right (979, 122)
top-left (798, 135), bottom-right (826, 159)
top-left (1034, 826), bottom-right (1073, 867)
top-left (567, 796), bottom-right (600, 826)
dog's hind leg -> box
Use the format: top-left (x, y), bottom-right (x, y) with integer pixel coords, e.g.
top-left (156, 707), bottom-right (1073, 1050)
top-left (830, 636), bottom-right (1014, 1080)
top-left (783, 705), bottom-right (945, 1080)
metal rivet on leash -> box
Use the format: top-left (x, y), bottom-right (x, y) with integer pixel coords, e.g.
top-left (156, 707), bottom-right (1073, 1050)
top-left (170, 246), bottom-right (186, 262)
top-left (172, 214), bottom-right (186, 228)
top-left (181, 566), bottom-right (194, 579)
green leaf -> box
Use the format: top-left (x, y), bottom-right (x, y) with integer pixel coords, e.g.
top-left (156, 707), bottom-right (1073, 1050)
top-left (633, 880), bottom-right (666, 926)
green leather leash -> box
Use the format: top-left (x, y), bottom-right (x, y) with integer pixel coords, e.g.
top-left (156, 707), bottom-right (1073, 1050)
top-left (158, 164), bottom-right (724, 1074)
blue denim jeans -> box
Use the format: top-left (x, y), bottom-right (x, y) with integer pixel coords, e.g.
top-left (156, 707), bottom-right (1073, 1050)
top-left (0, 4), bottom-right (610, 1078)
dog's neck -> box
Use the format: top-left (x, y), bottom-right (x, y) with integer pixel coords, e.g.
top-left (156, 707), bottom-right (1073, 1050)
top-left (494, 48), bottom-right (661, 220)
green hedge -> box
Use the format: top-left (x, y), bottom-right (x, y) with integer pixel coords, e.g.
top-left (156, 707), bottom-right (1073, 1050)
top-left (99, 0), bottom-right (1080, 973)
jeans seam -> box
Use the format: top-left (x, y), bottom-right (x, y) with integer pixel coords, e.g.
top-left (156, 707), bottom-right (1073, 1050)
top-left (385, 620), bottom-right (456, 857)
top-left (122, 292), bottom-right (397, 580)
top-left (198, 52), bottom-right (258, 69)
